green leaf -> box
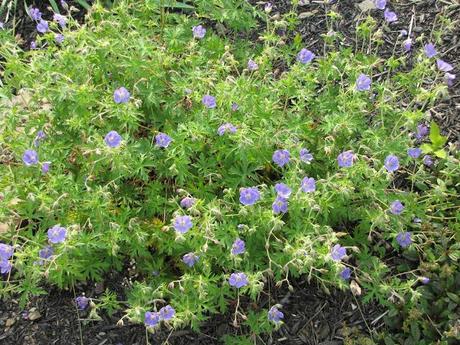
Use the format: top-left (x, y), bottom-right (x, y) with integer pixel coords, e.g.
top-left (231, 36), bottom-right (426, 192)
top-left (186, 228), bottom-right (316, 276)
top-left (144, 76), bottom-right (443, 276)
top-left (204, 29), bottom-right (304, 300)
top-left (420, 143), bottom-right (433, 154)
top-left (434, 149), bottom-right (447, 159)
top-left (411, 321), bottom-right (421, 341)
top-left (447, 292), bottom-right (460, 304)
top-left (49, 0), bottom-right (60, 13)
top-left (168, 1), bottom-right (194, 9)
top-left (429, 121), bottom-right (447, 148)
top-left (75, 0), bottom-right (91, 10)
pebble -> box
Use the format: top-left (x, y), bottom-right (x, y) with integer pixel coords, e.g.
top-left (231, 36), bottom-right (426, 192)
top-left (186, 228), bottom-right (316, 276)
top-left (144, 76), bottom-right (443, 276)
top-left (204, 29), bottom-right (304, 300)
top-left (28, 309), bottom-right (42, 321)
top-left (5, 318), bottom-right (16, 327)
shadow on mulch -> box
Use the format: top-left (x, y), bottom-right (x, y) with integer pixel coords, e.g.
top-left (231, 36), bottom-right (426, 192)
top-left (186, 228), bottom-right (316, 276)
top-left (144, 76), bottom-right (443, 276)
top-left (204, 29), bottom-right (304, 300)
top-left (0, 274), bottom-right (383, 345)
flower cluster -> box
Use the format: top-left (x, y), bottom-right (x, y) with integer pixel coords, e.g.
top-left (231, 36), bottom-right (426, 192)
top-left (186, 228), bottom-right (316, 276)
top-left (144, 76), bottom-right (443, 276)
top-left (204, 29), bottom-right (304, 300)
top-left (0, 244), bottom-right (14, 274)
top-left (145, 305), bottom-right (175, 327)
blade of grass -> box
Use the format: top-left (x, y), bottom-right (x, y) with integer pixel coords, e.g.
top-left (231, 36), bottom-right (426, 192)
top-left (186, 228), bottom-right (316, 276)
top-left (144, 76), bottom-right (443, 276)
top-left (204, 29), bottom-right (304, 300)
top-left (75, 0), bottom-right (91, 10)
top-left (49, 0), bottom-right (60, 13)
top-left (0, 0), bottom-right (8, 16)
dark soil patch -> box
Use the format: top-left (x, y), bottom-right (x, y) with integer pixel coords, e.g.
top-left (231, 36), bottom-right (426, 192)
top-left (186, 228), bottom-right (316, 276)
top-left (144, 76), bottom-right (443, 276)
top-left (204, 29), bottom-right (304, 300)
top-left (0, 275), bottom-right (382, 345)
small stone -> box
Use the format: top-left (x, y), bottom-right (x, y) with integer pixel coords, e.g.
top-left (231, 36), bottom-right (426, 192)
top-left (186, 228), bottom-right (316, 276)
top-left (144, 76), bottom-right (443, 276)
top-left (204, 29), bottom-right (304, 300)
top-left (5, 318), bottom-right (16, 327)
top-left (414, 26), bottom-right (423, 33)
top-left (358, 0), bottom-right (375, 12)
top-left (28, 309), bottom-right (42, 321)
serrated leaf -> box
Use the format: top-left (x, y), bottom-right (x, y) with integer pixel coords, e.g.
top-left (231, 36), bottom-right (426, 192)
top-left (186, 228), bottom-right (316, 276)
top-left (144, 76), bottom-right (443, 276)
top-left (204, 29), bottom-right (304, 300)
top-left (411, 321), bottom-right (421, 341)
top-left (429, 121), bottom-right (447, 148)
top-left (420, 143), bottom-right (433, 153)
top-left (447, 292), bottom-right (460, 304)
top-left (434, 149), bottom-right (447, 159)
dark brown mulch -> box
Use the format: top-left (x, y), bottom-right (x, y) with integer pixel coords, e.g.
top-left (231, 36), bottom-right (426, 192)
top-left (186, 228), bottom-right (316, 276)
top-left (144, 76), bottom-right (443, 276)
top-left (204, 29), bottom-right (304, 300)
top-left (0, 274), bottom-right (382, 345)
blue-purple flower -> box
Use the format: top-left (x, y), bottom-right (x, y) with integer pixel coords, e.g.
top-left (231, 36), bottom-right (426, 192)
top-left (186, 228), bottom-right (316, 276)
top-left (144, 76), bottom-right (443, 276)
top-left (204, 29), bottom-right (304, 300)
top-left (424, 43), bottom-right (437, 58)
top-left (420, 277), bottom-right (430, 285)
top-left (436, 59), bottom-right (454, 72)
top-left (231, 238), bottom-right (246, 255)
top-left (337, 150), bottom-right (355, 168)
top-left (155, 133), bottom-right (172, 148)
top-left (272, 149), bottom-right (290, 167)
top-left (34, 130), bottom-right (46, 147)
top-left (36, 20), bottom-right (49, 33)
top-left (41, 162), bottom-right (51, 174)
top-left (374, 0), bottom-right (386, 10)
top-left (202, 95), bottom-right (216, 109)
top-left (384, 154), bottom-right (399, 172)
top-left (180, 197), bottom-right (196, 209)
top-left (192, 25), bottom-right (206, 39)
top-left (0, 260), bottom-right (12, 274)
top-left (55, 34), bottom-right (64, 44)
top-left (0, 244), bottom-right (13, 260)
top-left (239, 187), bottom-right (260, 206)
top-left (300, 148), bottom-right (313, 163)
top-left (444, 73), bottom-right (456, 87)
top-left (53, 13), bottom-right (67, 28)
top-left (75, 296), bottom-right (89, 310)
top-left (415, 123), bottom-right (428, 140)
top-left (182, 253), bottom-right (199, 267)
top-left (264, 2), bottom-right (273, 13)
top-left (247, 59), bottom-right (259, 71)
top-left (356, 74), bottom-right (371, 91)
top-left (217, 123), bottom-right (237, 136)
top-left (301, 177), bottom-right (316, 193)
top-left (228, 272), bottom-right (248, 288)
top-left (113, 87), bottom-right (130, 104)
top-left (231, 102), bottom-right (239, 112)
top-left (274, 183), bottom-right (292, 199)
top-left (29, 7), bottom-right (42, 21)
top-left (340, 267), bottom-right (352, 280)
top-left (297, 48), bottom-right (315, 64)
top-left (384, 9), bottom-right (398, 23)
top-left (104, 130), bottom-right (122, 148)
top-left (23, 149), bottom-right (39, 166)
top-left (423, 155), bottom-right (433, 166)
top-left (390, 200), bottom-right (404, 215)
top-left (145, 311), bottom-right (161, 327)
top-left (159, 305), bottom-right (175, 321)
top-left (47, 225), bottom-right (67, 244)
top-left (331, 244), bottom-right (346, 261)
top-left (268, 306), bottom-right (284, 323)
top-left (396, 231), bottom-right (412, 248)
top-left (38, 246), bottom-right (54, 261)
top-left (173, 215), bottom-right (193, 234)
top-left (30, 41), bottom-right (37, 49)
top-left (272, 197), bottom-right (288, 215)
top-left (403, 38), bottom-right (412, 52)
top-left (407, 148), bottom-right (422, 159)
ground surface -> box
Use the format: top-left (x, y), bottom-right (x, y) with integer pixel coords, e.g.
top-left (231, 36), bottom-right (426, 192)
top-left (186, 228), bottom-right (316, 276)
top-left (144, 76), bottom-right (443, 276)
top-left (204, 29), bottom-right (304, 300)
top-left (0, 0), bottom-right (458, 344)
top-left (0, 275), bottom-right (382, 345)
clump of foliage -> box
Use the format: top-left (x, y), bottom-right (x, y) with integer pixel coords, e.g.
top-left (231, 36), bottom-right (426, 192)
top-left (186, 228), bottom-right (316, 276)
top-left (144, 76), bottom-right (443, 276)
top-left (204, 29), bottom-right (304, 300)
top-left (0, 0), bottom-right (458, 343)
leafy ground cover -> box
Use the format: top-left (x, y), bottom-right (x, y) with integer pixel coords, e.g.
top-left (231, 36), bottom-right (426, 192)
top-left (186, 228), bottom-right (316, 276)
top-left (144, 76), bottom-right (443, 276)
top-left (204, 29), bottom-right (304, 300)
top-left (0, 1), bottom-right (459, 344)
